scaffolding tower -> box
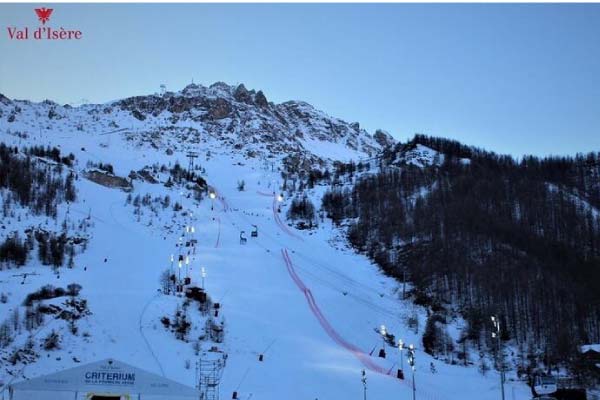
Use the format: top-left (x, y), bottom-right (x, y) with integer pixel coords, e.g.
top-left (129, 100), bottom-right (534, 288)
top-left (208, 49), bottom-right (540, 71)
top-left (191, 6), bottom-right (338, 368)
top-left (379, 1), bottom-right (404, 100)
top-left (196, 356), bottom-right (226, 400)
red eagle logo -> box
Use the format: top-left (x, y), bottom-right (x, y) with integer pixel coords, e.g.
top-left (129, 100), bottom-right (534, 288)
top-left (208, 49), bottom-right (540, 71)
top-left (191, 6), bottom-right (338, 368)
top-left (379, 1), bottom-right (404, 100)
top-left (34, 7), bottom-right (53, 25)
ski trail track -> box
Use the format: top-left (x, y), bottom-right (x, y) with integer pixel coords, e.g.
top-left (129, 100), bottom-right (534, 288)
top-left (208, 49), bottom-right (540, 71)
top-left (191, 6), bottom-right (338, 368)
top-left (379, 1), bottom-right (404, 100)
top-left (216, 186), bottom-right (452, 400)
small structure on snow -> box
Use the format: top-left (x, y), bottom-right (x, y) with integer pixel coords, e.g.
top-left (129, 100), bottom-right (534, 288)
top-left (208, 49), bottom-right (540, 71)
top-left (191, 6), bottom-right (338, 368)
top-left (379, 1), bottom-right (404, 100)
top-left (8, 358), bottom-right (201, 400)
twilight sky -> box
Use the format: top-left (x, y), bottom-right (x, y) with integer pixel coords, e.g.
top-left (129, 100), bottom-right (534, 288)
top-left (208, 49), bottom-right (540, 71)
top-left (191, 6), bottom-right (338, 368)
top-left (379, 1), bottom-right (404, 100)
top-left (1, 3), bottom-right (599, 157)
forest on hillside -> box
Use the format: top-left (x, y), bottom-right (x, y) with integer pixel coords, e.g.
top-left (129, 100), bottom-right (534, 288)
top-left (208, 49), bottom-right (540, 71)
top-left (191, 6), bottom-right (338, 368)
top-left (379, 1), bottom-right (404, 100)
top-left (320, 135), bottom-right (600, 380)
top-left (0, 143), bottom-right (80, 268)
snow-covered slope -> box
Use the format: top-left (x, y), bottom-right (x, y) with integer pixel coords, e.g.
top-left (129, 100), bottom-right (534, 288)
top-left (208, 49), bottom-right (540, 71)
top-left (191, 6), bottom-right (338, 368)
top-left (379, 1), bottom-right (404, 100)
top-left (0, 90), bottom-right (531, 400)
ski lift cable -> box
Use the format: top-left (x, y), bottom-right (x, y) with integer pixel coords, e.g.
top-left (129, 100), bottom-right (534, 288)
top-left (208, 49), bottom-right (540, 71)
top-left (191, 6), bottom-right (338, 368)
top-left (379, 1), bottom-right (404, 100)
top-left (215, 198), bottom-right (402, 319)
top-left (235, 367), bottom-right (252, 392)
top-left (200, 187), bottom-right (403, 330)
top-left (219, 208), bottom-right (360, 297)
top-left (222, 194), bottom-right (379, 294)
top-left (292, 250), bottom-right (396, 300)
top-left (261, 338), bottom-right (277, 354)
top-left (218, 213), bottom-right (402, 323)
top-left (229, 201), bottom-right (396, 302)
top-left (233, 184), bottom-right (396, 299)
top-left (238, 233), bottom-right (399, 321)
top-left (280, 248), bottom-right (396, 377)
top-left (290, 263), bottom-right (401, 321)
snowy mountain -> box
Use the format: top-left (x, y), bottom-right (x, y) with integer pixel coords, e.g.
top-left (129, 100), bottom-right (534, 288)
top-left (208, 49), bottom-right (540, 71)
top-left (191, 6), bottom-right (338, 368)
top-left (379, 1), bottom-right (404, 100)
top-left (0, 89), bottom-right (537, 400)
top-left (0, 82), bottom-right (387, 167)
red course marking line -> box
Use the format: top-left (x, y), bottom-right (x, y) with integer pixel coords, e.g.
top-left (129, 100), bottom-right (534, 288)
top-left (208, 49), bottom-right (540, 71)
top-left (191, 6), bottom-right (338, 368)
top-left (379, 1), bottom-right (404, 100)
top-left (280, 248), bottom-right (389, 376)
top-left (272, 199), bottom-right (303, 241)
top-left (282, 249), bottom-right (445, 400)
top-left (255, 189), bottom-right (302, 240)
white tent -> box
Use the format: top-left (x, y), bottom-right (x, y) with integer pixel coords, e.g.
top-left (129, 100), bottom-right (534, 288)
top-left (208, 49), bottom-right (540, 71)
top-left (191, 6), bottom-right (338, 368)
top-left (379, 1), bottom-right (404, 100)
top-left (8, 358), bottom-right (200, 400)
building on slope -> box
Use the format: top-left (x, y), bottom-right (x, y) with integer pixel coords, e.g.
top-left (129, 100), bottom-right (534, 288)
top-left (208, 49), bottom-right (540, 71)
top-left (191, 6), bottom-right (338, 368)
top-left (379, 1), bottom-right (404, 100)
top-left (7, 359), bottom-right (200, 400)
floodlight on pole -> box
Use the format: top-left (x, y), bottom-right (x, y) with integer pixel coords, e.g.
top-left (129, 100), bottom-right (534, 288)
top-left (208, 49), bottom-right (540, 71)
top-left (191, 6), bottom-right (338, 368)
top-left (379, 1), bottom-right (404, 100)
top-left (201, 267), bottom-right (206, 289)
top-left (209, 191), bottom-right (216, 210)
top-left (178, 260), bottom-right (182, 283)
top-left (380, 325), bottom-right (387, 348)
top-left (491, 315), bottom-right (505, 400)
top-left (185, 255), bottom-right (190, 278)
top-left (361, 369), bottom-right (367, 400)
top-left (399, 339), bottom-right (404, 371)
top-left (408, 344), bottom-right (416, 400)
top-left (277, 193), bottom-right (283, 212)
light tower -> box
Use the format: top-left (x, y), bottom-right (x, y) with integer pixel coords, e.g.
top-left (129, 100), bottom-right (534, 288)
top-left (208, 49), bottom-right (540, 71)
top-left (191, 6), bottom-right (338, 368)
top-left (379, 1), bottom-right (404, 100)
top-left (190, 225), bottom-right (196, 254)
top-left (169, 254), bottom-right (174, 289)
top-left (398, 338), bottom-right (405, 379)
top-left (491, 315), bottom-right (505, 400)
top-left (361, 369), bottom-right (367, 400)
top-left (178, 260), bottom-right (183, 285)
top-left (277, 193), bottom-right (284, 213)
top-left (408, 344), bottom-right (416, 400)
top-left (201, 267), bottom-right (206, 290)
top-left (209, 191), bottom-right (216, 211)
top-left (379, 324), bottom-right (387, 358)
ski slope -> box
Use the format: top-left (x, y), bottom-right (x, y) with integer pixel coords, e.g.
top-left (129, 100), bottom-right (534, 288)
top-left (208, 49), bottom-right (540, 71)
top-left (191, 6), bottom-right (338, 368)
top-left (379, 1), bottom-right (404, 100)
top-left (0, 125), bottom-right (533, 400)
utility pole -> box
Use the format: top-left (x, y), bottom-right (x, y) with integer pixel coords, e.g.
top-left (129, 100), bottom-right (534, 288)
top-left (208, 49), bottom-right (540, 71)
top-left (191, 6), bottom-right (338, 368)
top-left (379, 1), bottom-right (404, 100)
top-left (178, 260), bottom-right (182, 285)
top-left (169, 254), bottom-right (174, 293)
top-left (408, 344), bottom-right (416, 400)
top-left (491, 315), bottom-right (505, 400)
top-left (190, 225), bottom-right (196, 255)
top-left (399, 339), bottom-right (404, 371)
top-left (379, 325), bottom-right (387, 358)
top-left (361, 369), bottom-right (367, 400)
top-left (402, 264), bottom-right (407, 299)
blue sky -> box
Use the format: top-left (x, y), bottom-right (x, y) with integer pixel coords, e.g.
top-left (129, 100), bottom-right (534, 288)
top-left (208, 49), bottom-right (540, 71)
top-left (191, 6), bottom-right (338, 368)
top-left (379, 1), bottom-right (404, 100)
top-left (1, 3), bottom-right (599, 157)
